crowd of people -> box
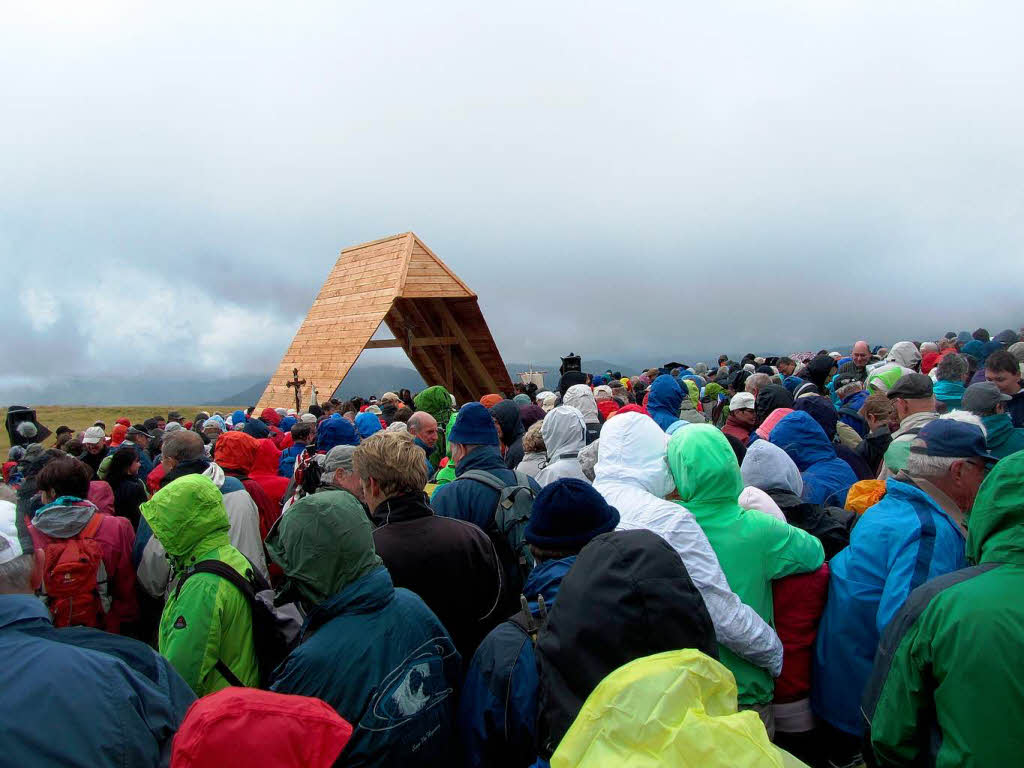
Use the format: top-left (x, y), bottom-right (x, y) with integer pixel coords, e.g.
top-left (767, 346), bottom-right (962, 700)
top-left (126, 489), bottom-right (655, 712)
top-left (2, 326), bottom-right (1023, 767)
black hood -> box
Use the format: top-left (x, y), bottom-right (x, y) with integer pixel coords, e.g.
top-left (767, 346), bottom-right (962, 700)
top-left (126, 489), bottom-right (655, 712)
top-left (489, 399), bottom-right (525, 445)
top-left (535, 529), bottom-right (717, 757)
top-left (804, 355), bottom-right (836, 390)
top-left (755, 384), bottom-right (795, 425)
top-left (557, 370), bottom-right (588, 398)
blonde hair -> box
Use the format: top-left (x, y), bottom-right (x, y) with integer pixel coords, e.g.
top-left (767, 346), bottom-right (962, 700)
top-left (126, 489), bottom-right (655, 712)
top-left (522, 420), bottom-right (546, 453)
top-left (352, 432), bottom-right (427, 498)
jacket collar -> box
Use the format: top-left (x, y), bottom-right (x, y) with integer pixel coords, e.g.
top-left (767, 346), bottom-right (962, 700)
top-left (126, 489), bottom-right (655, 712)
top-left (371, 491), bottom-right (433, 527)
top-left (893, 410), bottom-right (938, 438)
top-left (302, 566), bottom-right (394, 639)
top-left (454, 446), bottom-right (506, 477)
top-left (0, 594), bottom-right (52, 631)
top-left (889, 474), bottom-right (967, 538)
top-left (522, 556), bottom-right (574, 614)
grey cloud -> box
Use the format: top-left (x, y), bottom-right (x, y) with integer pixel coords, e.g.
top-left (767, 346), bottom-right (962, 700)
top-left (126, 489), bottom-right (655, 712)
top-left (1, 2), bottom-right (1022, 386)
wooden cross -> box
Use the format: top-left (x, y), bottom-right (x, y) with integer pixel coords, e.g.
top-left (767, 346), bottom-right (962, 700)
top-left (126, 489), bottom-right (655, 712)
top-left (286, 367), bottom-right (306, 413)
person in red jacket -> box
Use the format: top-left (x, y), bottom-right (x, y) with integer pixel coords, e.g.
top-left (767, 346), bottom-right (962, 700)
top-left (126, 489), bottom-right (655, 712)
top-left (250, 439), bottom-right (289, 508)
top-left (27, 455), bottom-right (138, 635)
top-left (259, 407), bottom-right (287, 448)
top-left (171, 688), bottom-right (353, 768)
top-left (722, 392), bottom-right (756, 444)
top-left (214, 432), bottom-right (281, 539)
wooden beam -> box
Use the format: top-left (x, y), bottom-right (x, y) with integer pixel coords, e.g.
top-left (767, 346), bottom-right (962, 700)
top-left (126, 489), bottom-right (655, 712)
top-left (410, 336), bottom-right (457, 348)
top-left (364, 338), bottom-right (402, 349)
top-left (431, 299), bottom-right (501, 394)
top-left (387, 302), bottom-right (449, 388)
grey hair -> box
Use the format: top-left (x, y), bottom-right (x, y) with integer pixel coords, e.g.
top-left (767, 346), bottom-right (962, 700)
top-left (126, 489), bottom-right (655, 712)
top-left (0, 553), bottom-right (35, 593)
top-left (905, 453), bottom-right (959, 478)
top-left (935, 353), bottom-right (968, 383)
top-left (836, 381), bottom-right (864, 400)
top-left (162, 430), bottom-right (206, 462)
top-left (744, 373), bottom-right (772, 394)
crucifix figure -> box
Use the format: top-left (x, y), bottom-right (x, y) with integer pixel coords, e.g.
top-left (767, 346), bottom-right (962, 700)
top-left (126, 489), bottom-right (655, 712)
top-left (286, 367), bottom-right (306, 414)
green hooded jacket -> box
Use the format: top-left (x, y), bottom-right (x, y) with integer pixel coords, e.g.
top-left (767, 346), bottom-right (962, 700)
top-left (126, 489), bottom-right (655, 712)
top-left (667, 425), bottom-right (824, 705)
top-left (981, 412), bottom-right (1024, 460)
top-left (431, 411), bottom-right (460, 489)
top-left (141, 473), bottom-right (259, 696)
top-left (265, 491), bottom-right (382, 611)
top-left (414, 386), bottom-right (454, 468)
top-left (866, 451), bottom-right (1024, 766)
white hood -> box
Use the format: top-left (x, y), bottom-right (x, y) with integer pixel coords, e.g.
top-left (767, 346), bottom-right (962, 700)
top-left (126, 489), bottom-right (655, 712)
top-left (541, 406), bottom-right (587, 460)
top-left (740, 440), bottom-right (804, 497)
top-left (563, 384), bottom-right (600, 424)
top-left (594, 412), bottom-right (675, 498)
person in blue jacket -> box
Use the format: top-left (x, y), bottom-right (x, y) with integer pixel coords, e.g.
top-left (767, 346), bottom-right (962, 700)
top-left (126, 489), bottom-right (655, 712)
top-left (770, 410), bottom-right (858, 507)
top-left (278, 422), bottom-right (313, 478)
top-left (0, 501), bottom-right (195, 768)
top-left (645, 374), bottom-right (684, 432)
top-left (812, 417), bottom-right (987, 765)
top-left (458, 479), bottom-right (620, 768)
top-left (268, 491), bottom-right (461, 766)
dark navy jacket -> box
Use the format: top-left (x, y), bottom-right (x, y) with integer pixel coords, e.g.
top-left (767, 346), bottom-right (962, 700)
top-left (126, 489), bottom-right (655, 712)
top-left (458, 557), bottom-right (574, 768)
top-left (0, 594), bottom-right (194, 767)
top-left (430, 447), bottom-right (541, 531)
top-left (270, 566), bottom-right (462, 767)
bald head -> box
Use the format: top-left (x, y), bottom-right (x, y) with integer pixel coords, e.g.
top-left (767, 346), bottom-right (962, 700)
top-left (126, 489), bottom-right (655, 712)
top-left (852, 340), bottom-right (871, 367)
top-left (407, 411), bottom-right (439, 450)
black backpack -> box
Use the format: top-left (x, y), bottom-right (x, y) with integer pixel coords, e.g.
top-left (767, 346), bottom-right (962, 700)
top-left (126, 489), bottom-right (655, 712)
top-left (175, 559), bottom-right (302, 688)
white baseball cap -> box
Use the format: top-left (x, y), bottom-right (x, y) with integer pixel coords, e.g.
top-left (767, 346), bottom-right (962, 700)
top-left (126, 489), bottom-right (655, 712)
top-left (82, 426), bottom-right (106, 445)
top-left (0, 500), bottom-right (25, 565)
top-left (730, 392), bottom-right (756, 411)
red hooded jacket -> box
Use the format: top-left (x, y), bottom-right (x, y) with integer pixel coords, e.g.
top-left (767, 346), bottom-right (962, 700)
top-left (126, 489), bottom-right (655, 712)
top-left (250, 439), bottom-right (289, 508)
top-left (171, 688), bottom-right (352, 768)
top-left (214, 432), bottom-right (280, 539)
top-left (772, 563), bottom-right (830, 702)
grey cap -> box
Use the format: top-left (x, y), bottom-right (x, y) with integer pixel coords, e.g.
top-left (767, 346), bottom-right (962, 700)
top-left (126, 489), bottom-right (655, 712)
top-left (962, 381), bottom-right (1012, 414)
top-left (887, 373), bottom-right (934, 400)
top-left (164, 422), bottom-right (184, 434)
top-left (126, 425), bottom-right (154, 438)
top-left (323, 445), bottom-right (357, 473)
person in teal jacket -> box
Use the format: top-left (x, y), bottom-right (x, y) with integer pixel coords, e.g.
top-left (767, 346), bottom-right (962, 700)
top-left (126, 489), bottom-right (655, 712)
top-left (961, 381), bottom-right (1024, 460)
top-left (666, 424), bottom-right (824, 719)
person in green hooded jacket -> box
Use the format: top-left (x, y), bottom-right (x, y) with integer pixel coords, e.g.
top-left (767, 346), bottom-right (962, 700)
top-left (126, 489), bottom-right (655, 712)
top-left (666, 425), bottom-right (824, 728)
top-left (961, 381), bottom-right (1024, 460)
top-left (863, 450), bottom-right (1024, 766)
top-left (413, 385), bottom-right (454, 469)
top-left (141, 473), bottom-right (259, 696)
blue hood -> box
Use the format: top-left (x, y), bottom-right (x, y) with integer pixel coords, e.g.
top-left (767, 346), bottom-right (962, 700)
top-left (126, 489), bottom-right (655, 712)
top-left (279, 416), bottom-right (297, 432)
top-left (794, 395), bottom-right (839, 442)
top-left (769, 410), bottom-right (836, 470)
top-left (231, 409), bottom-right (246, 425)
top-left (522, 556), bottom-right (575, 614)
top-left (355, 412), bottom-right (383, 439)
top-left (317, 417), bottom-right (360, 451)
top-left (646, 375), bottom-right (683, 432)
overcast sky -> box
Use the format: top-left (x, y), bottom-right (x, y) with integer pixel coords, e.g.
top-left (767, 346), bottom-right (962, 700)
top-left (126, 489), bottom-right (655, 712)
top-left (3, 1), bottom-right (1022, 387)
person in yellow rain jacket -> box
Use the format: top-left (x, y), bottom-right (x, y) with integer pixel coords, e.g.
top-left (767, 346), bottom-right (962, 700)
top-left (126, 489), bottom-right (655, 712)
top-left (551, 649), bottom-right (808, 768)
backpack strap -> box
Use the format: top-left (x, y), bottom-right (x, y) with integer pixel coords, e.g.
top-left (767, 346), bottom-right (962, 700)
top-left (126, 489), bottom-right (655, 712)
top-left (459, 469), bottom-right (508, 492)
top-left (80, 513), bottom-right (103, 540)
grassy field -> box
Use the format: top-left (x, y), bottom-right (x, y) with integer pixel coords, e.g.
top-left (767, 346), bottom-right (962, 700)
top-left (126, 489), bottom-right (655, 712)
top-left (1, 406), bottom-right (246, 455)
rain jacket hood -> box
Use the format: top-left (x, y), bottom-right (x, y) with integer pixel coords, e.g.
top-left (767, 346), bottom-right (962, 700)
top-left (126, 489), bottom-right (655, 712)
top-left (755, 385), bottom-right (795, 425)
top-left (414, 385), bottom-right (454, 424)
top-left (317, 417), bottom-right (359, 451)
top-left (260, 408), bottom-right (282, 427)
top-left (886, 341), bottom-right (922, 369)
top-left (171, 688), bottom-right (353, 768)
top-left (967, 450), bottom-right (1024, 565)
top-left (251, 438), bottom-right (281, 475)
top-left (265, 491), bottom-right (382, 610)
top-left (593, 411), bottom-right (673, 497)
top-left (214, 431), bottom-right (259, 473)
top-left (667, 425), bottom-right (743, 515)
top-left (536, 530), bottom-right (718, 758)
top-left (541, 406), bottom-right (587, 461)
top-left (646, 375), bottom-right (684, 432)
top-left (563, 385), bottom-right (600, 424)
top-left (32, 496), bottom-right (97, 538)
top-left (491, 399), bottom-right (526, 445)
top-left (354, 412), bottom-right (382, 439)
top-left (741, 440), bottom-right (804, 497)
top-left (551, 650), bottom-right (807, 768)
top-left (141, 474), bottom-right (230, 566)
top-left (769, 411), bottom-right (836, 470)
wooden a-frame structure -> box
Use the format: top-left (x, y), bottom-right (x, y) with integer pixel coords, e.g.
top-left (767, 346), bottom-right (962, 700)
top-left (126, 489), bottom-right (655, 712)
top-left (257, 233), bottom-right (513, 410)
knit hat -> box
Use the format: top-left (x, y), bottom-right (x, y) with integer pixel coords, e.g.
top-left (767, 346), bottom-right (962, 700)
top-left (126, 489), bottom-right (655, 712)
top-left (448, 402), bottom-right (499, 446)
top-left (525, 478), bottom-right (620, 549)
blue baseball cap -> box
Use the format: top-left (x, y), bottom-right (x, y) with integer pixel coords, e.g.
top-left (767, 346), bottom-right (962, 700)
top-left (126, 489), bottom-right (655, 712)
top-left (909, 419), bottom-right (996, 462)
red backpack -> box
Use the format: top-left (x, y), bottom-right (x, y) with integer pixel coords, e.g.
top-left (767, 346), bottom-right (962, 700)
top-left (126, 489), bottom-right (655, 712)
top-left (40, 514), bottom-right (109, 628)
